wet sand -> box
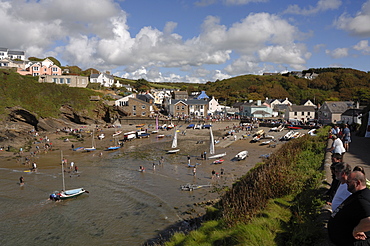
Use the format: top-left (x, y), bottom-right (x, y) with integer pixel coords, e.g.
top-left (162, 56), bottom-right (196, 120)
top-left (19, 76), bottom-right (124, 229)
top-left (0, 121), bottom-right (287, 218)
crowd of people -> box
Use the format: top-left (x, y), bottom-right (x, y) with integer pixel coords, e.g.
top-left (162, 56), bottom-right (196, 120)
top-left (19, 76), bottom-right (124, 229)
top-left (325, 124), bottom-right (370, 245)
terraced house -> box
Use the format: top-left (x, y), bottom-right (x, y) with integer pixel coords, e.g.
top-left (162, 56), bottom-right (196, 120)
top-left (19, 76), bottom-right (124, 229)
top-left (17, 58), bottom-right (62, 76)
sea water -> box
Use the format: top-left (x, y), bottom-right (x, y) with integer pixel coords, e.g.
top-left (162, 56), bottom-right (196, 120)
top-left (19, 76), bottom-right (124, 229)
top-left (0, 138), bottom-right (205, 246)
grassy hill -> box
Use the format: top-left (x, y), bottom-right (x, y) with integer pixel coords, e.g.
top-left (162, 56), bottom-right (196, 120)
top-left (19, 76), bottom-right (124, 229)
top-left (0, 69), bottom-right (102, 121)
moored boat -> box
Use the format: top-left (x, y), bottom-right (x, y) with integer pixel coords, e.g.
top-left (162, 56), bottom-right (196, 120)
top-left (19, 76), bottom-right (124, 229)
top-left (212, 159), bottom-right (224, 164)
top-left (235, 150), bottom-right (248, 160)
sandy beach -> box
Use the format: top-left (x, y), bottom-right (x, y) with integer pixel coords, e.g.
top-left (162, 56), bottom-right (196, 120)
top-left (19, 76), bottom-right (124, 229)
top-left (0, 120), bottom-right (286, 219)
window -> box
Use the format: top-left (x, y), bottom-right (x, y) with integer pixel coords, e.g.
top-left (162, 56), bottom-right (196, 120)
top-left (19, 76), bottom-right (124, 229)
top-left (52, 67), bottom-right (58, 72)
top-left (176, 106), bottom-right (180, 110)
top-left (33, 73), bottom-right (39, 76)
top-left (133, 112), bottom-right (136, 116)
top-left (301, 112), bottom-right (304, 116)
top-left (53, 78), bottom-right (58, 83)
top-left (133, 105), bottom-right (136, 110)
top-left (142, 112), bottom-right (146, 116)
top-left (33, 66), bottom-right (39, 71)
top-left (142, 105), bottom-right (146, 109)
top-left (307, 112), bottom-right (310, 116)
top-left (294, 112), bottom-right (297, 116)
top-left (182, 106), bottom-right (185, 110)
top-left (66, 78), bottom-right (71, 84)
top-left (59, 78), bottom-right (64, 84)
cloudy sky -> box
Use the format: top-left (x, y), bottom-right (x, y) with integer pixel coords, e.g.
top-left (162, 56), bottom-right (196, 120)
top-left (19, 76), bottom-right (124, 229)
top-left (1, 0), bottom-right (370, 83)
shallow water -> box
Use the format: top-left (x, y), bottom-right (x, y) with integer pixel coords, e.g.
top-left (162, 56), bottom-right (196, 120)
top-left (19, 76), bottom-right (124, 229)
top-left (0, 138), bottom-right (209, 246)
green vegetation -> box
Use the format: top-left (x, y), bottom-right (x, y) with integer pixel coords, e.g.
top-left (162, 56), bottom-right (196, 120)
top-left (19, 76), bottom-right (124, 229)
top-left (0, 69), bottom-right (102, 120)
top-left (165, 127), bottom-right (329, 246)
top-left (193, 69), bottom-right (370, 105)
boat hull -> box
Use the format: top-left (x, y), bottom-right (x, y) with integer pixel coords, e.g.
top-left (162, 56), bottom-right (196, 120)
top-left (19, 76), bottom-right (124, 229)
top-left (60, 188), bottom-right (86, 199)
top-left (167, 149), bottom-right (180, 154)
top-left (208, 152), bottom-right (226, 159)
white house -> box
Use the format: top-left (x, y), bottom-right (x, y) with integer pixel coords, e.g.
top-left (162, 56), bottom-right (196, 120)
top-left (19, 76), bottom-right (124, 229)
top-left (0, 47), bottom-right (26, 61)
top-left (285, 105), bottom-right (316, 122)
top-left (90, 72), bottom-right (115, 87)
top-left (208, 97), bottom-right (220, 115)
top-left (114, 94), bottom-right (136, 107)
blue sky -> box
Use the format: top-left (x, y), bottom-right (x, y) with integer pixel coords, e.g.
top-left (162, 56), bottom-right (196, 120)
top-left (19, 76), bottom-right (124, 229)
top-left (1, 0), bottom-right (369, 83)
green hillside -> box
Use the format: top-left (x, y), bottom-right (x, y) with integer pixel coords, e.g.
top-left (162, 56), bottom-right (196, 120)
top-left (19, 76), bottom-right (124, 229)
top-left (0, 69), bottom-right (101, 121)
top-left (198, 68), bottom-right (370, 105)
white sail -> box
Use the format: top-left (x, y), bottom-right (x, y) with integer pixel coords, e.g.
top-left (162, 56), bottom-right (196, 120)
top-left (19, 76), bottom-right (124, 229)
top-left (210, 127), bottom-right (215, 155)
top-left (171, 128), bottom-right (178, 148)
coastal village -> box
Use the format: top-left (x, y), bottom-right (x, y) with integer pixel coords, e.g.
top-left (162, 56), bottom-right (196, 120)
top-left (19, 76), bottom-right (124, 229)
top-left (0, 47), bottom-right (364, 126)
top-left (2, 47), bottom-right (370, 246)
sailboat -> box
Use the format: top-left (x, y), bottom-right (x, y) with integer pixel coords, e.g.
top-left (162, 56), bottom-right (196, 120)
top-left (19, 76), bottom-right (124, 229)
top-left (106, 136), bottom-right (122, 150)
top-left (84, 130), bottom-right (96, 152)
top-left (167, 128), bottom-right (180, 154)
top-left (208, 127), bottom-right (226, 159)
top-left (49, 151), bottom-right (87, 201)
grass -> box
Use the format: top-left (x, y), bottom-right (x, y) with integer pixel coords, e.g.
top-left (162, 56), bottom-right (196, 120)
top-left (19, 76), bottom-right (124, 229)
top-left (163, 127), bottom-right (329, 246)
top-left (0, 69), bottom-right (102, 119)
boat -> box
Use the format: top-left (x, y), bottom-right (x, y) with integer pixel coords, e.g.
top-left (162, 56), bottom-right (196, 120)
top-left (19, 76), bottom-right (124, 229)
top-left (49, 151), bottom-right (87, 201)
top-left (253, 129), bottom-right (265, 136)
top-left (73, 147), bottom-right (85, 151)
top-left (202, 124), bottom-right (212, 129)
top-left (112, 131), bottom-right (122, 137)
top-left (84, 130), bottom-right (96, 152)
top-left (280, 130), bottom-right (295, 141)
top-left (194, 124), bottom-right (203, 129)
top-left (167, 128), bottom-right (180, 154)
top-left (123, 131), bottom-right (136, 141)
top-left (235, 150), bottom-right (248, 160)
top-left (98, 133), bottom-right (105, 140)
top-left (307, 129), bottom-right (317, 136)
top-left (107, 145), bottom-right (121, 150)
top-left (212, 159), bottom-right (224, 164)
top-left (137, 133), bottom-right (150, 138)
top-left (107, 136), bottom-right (122, 150)
top-left (208, 152), bottom-right (227, 159)
top-left (260, 140), bottom-right (272, 145)
top-left (250, 135), bottom-right (262, 143)
top-left (187, 124), bottom-right (195, 129)
top-left (157, 134), bottom-right (165, 138)
top-left (269, 124), bottom-right (284, 132)
top-left (208, 127), bottom-right (226, 159)
top-left (180, 183), bottom-right (211, 191)
top-left (287, 125), bottom-right (303, 130)
top-left (136, 124), bottom-right (145, 128)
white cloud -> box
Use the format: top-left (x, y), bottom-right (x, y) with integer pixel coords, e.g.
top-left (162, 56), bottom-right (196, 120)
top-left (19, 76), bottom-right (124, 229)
top-left (353, 40), bottom-right (370, 54)
top-left (284, 0), bottom-right (342, 15)
top-left (335, 0), bottom-right (370, 36)
top-left (325, 47), bottom-right (349, 58)
top-left (194, 0), bottom-right (268, 6)
top-left (223, 0), bottom-right (268, 5)
top-left (314, 44), bottom-right (326, 53)
top-left (0, 0), bottom-right (309, 82)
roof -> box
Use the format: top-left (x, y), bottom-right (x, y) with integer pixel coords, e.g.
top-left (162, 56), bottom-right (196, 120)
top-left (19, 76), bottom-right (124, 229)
top-left (171, 99), bottom-right (208, 105)
top-left (289, 105), bottom-right (316, 112)
top-left (252, 110), bottom-right (271, 116)
top-left (323, 101), bottom-right (353, 114)
top-left (8, 50), bottom-right (25, 56)
top-left (0, 47), bottom-right (8, 52)
top-left (173, 91), bottom-right (188, 95)
top-left (196, 91), bottom-right (209, 100)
